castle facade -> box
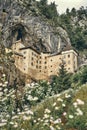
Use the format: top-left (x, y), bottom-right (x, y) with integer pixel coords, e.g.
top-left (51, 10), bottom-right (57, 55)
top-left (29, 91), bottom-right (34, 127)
top-left (12, 40), bottom-right (78, 81)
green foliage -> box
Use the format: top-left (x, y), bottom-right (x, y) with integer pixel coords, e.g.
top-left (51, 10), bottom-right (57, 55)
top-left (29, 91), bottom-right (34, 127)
top-left (51, 61), bottom-right (72, 93)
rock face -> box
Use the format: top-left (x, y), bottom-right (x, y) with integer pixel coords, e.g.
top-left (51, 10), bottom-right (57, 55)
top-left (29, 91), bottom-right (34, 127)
top-left (0, 0), bottom-right (71, 54)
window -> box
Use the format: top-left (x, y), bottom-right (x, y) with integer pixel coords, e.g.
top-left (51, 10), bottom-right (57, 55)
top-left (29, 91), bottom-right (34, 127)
top-left (24, 51), bottom-right (26, 54)
top-left (51, 59), bottom-right (52, 61)
top-left (32, 57), bottom-right (33, 60)
top-left (45, 66), bottom-right (47, 69)
top-left (36, 65), bottom-right (38, 68)
top-left (68, 54), bottom-right (70, 58)
top-left (39, 61), bottom-right (41, 64)
top-left (51, 71), bottom-right (52, 72)
top-left (40, 70), bottom-right (41, 72)
top-left (24, 57), bottom-right (26, 59)
top-left (44, 61), bottom-right (47, 64)
top-left (39, 66), bottom-right (41, 69)
top-left (51, 65), bottom-right (52, 67)
top-left (31, 62), bottom-right (33, 66)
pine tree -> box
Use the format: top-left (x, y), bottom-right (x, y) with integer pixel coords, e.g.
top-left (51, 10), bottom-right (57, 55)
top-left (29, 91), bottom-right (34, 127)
top-left (52, 61), bottom-right (71, 93)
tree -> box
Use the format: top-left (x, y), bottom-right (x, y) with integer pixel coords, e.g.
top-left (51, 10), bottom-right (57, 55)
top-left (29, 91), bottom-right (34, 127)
top-left (51, 61), bottom-right (71, 93)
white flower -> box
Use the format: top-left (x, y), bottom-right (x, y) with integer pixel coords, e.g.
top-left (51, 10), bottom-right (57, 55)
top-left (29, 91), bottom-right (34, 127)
top-left (57, 98), bottom-right (63, 102)
top-left (53, 102), bottom-right (56, 106)
top-left (54, 118), bottom-right (61, 124)
top-left (10, 122), bottom-right (14, 125)
top-left (73, 102), bottom-right (78, 108)
top-left (0, 122), bottom-right (7, 127)
top-left (44, 114), bottom-right (49, 119)
top-left (44, 108), bottom-right (51, 114)
top-left (76, 108), bottom-right (83, 116)
top-left (62, 103), bottom-right (66, 107)
top-left (55, 107), bottom-right (59, 110)
top-left (0, 92), bottom-right (3, 96)
top-left (69, 115), bottom-right (74, 119)
top-left (76, 99), bottom-right (84, 105)
top-left (65, 93), bottom-right (71, 98)
top-left (50, 125), bottom-right (55, 130)
top-left (2, 74), bottom-right (5, 77)
top-left (63, 112), bottom-right (67, 116)
top-left (25, 110), bottom-right (33, 115)
top-left (23, 115), bottom-right (31, 120)
top-left (13, 123), bottom-right (18, 128)
top-left (0, 83), bottom-right (3, 86)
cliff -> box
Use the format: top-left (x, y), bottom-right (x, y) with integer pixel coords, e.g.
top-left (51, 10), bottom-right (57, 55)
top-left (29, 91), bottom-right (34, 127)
top-left (0, 0), bottom-right (71, 54)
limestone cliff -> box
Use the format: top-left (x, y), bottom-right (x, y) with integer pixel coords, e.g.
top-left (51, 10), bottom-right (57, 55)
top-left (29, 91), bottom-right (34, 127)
top-left (0, 0), bottom-right (71, 54)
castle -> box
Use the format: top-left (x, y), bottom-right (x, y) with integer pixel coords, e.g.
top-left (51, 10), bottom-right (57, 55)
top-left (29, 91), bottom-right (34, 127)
top-left (11, 39), bottom-right (78, 81)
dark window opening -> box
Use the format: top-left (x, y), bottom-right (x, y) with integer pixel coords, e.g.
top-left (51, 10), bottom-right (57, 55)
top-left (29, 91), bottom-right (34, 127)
top-left (45, 66), bottom-right (47, 69)
top-left (44, 61), bottom-right (47, 64)
top-left (31, 62), bottom-right (33, 66)
top-left (17, 29), bottom-right (23, 40)
top-left (68, 54), bottom-right (70, 58)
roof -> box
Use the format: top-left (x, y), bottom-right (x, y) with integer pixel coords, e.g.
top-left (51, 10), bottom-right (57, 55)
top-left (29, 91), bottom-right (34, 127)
top-left (62, 44), bottom-right (79, 55)
top-left (19, 46), bottom-right (41, 54)
top-left (14, 52), bottom-right (23, 57)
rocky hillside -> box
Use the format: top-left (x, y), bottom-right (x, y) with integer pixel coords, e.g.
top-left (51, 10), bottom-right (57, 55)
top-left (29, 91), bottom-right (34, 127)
top-left (0, 0), bottom-right (71, 54)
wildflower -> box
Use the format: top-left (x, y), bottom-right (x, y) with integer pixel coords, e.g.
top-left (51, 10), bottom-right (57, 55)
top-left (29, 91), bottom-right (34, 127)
top-left (76, 99), bottom-right (84, 105)
top-left (63, 112), bottom-right (67, 116)
top-left (2, 74), bottom-right (5, 77)
top-left (69, 115), bottom-right (74, 119)
top-left (55, 107), bottom-right (59, 110)
top-left (76, 108), bottom-right (83, 116)
top-left (50, 125), bottom-right (55, 130)
top-left (0, 83), bottom-right (3, 86)
top-left (53, 102), bottom-right (56, 106)
top-left (13, 123), bottom-right (18, 128)
top-left (54, 118), bottom-right (61, 124)
top-left (62, 103), bottom-right (66, 107)
top-left (65, 93), bottom-right (71, 98)
top-left (0, 123), bottom-right (7, 127)
top-left (44, 114), bottom-right (49, 119)
top-left (57, 98), bottom-right (63, 102)
top-left (45, 108), bottom-right (51, 114)
top-left (25, 110), bottom-right (33, 115)
top-left (73, 102), bottom-right (78, 108)
top-left (10, 122), bottom-right (14, 125)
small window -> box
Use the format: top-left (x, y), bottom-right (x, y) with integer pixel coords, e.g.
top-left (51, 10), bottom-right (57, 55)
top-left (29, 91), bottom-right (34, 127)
top-left (24, 51), bottom-right (26, 54)
top-left (45, 66), bottom-right (47, 69)
top-left (31, 57), bottom-right (33, 60)
top-left (39, 66), bottom-right (41, 69)
top-left (40, 56), bottom-right (41, 59)
top-left (36, 65), bottom-right (38, 68)
top-left (51, 59), bottom-right (52, 61)
top-left (45, 57), bottom-right (47, 59)
top-left (31, 62), bottom-right (33, 66)
top-left (24, 68), bottom-right (25, 70)
top-left (51, 65), bottom-right (52, 67)
top-left (40, 70), bottom-right (41, 72)
top-left (51, 71), bottom-right (52, 72)
top-left (44, 61), bottom-right (47, 64)
top-left (68, 54), bottom-right (70, 58)
top-left (39, 61), bottom-right (41, 64)
top-left (24, 57), bottom-right (26, 59)
top-left (32, 52), bottom-right (33, 55)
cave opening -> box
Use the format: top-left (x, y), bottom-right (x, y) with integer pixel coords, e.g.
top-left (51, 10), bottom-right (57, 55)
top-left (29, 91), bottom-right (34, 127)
top-left (17, 28), bottom-right (23, 41)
